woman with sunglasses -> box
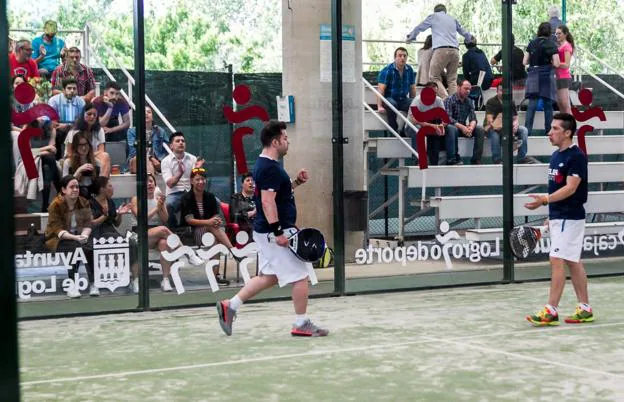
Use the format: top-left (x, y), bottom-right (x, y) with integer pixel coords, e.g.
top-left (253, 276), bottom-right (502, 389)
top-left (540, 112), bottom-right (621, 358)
top-left (63, 132), bottom-right (99, 198)
top-left (180, 167), bottom-right (233, 285)
top-left (129, 173), bottom-right (174, 292)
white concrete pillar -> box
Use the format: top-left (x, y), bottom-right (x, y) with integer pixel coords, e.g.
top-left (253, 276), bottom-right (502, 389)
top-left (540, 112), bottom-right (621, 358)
top-left (282, 0), bottom-right (364, 261)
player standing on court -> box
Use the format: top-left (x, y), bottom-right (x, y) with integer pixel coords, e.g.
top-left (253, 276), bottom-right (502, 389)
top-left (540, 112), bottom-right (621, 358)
top-left (524, 112), bottom-right (594, 326)
top-left (217, 120), bottom-right (329, 337)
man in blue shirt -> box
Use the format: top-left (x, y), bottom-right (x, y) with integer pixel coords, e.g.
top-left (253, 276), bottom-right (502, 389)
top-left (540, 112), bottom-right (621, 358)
top-left (32, 20), bottom-right (66, 77)
top-left (524, 113), bottom-right (593, 326)
top-left (406, 4), bottom-right (472, 99)
top-left (377, 47), bottom-right (416, 135)
top-left (461, 36), bottom-right (493, 90)
top-left (217, 120), bottom-right (328, 338)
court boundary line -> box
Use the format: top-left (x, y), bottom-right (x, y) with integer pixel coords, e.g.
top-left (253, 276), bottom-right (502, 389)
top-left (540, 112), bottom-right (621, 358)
top-left (22, 320), bottom-right (624, 386)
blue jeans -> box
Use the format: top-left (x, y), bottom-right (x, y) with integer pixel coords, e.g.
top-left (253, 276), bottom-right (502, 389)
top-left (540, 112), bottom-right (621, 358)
top-left (386, 97), bottom-right (413, 133)
top-left (526, 97), bottom-right (553, 136)
top-left (166, 191), bottom-right (185, 227)
top-left (445, 124), bottom-right (485, 164)
top-left (487, 126), bottom-right (529, 162)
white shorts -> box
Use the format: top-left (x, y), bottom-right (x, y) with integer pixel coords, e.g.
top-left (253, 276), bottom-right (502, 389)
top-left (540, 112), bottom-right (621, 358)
top-left (253, 230), bottom-right (312, 287)
top-left (549, 219), bottom-right (585, 262)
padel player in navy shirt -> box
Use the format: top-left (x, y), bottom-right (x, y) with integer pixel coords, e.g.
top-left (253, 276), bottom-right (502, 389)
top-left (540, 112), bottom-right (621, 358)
top-left (524, 113), bottom-right (593, 326)
top-left (217, 120), bottom-right (328, 337)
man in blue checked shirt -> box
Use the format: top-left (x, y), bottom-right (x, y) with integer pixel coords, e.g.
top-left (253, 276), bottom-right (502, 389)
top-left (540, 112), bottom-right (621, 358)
top-left (406, 4), bottom-right (472, 99)
top-left (377, 47), bottom-right (417, 135)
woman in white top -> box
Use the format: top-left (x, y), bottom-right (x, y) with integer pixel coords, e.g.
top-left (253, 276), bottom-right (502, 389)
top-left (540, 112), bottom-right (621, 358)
top-left (130, 173), bottom-right (174, 292)
top-left (65, 102), bottom-right (111, 176)
top-left (417, 35), bottom-right (433, 86)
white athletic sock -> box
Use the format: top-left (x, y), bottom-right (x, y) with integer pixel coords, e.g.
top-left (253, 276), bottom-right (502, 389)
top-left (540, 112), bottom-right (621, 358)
top-left (295, 314), bottom-right (307, 327)
top-left (545, 304), bottom-right (558, 315)
top-left (579, 303), bottom-right (591, 311)
top-left (229, 295), bottom-right (243, 311)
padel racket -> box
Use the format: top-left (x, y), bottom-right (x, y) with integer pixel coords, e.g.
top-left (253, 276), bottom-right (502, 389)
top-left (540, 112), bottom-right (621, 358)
top-left (269, 227), bottom-right (326, 262)
top-left (509, 226), bottom-right (545, 259)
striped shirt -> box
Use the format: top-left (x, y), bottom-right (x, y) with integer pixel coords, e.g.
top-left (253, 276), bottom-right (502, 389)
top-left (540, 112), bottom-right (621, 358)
top-left (48, 93), bottom-right (86, 124)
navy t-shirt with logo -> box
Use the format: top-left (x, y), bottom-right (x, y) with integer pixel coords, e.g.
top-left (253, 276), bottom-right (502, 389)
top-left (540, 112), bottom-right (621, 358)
top-left (547, 145), bottom-right (588, 220)
top-left (252, 155), bottom-right (297, 233)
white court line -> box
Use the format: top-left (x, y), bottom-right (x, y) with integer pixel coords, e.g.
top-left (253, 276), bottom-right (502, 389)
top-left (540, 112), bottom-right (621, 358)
top-left (22, 321), bottom-right (624, 386)
top-left (424, 335), bottom-right (624, 379)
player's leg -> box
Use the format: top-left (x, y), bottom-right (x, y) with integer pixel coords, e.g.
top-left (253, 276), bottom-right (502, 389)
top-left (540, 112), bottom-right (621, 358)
top-left (565, 260), bottom-right (594, 323)
top-left (547, 256), bottom-right (566, 308)
top-left (290, 278), bottom-right (328, 337)
top-left (291, 277), bottom-right (309, 315)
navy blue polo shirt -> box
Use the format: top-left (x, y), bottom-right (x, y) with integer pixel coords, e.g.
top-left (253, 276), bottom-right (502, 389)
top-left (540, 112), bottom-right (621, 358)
top-left (548, 145), bottom-right (588, 220)
top-left (252, 155), bottom-right (297, 233)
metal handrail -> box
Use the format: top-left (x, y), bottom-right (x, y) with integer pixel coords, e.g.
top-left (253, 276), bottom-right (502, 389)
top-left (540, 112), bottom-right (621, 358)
top-left (574, 63), bottom-right (624, 101)
top-left (576, 46), bottom-right (624, 81)
top-left (86, 23), bottom-right (177, 134)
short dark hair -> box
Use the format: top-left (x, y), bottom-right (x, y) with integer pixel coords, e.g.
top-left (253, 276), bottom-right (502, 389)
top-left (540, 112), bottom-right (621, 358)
top-left (465, 35), bottom-right (477, 48)
top-left (90, 176), bottom-right (110, 196)
top-left (241, 172), bottom-right (253, 182)
top-left (537, 22), bottom-right (551, 38)
top-left (169, 131), bottom-right (185, 143)
top-left (553, 113), bottom-right (577, 138)
top-left (434, 4), bottom-right (447, 13)
top-left (105, 81), bottom-right (121, 91)
top-left (59, 175), bottom-right (78, 190)
top-left (62, 77), bottom-right (77, 88)
top-left (424, 81), bottom-right (438, 88)
top-left (394, 47), bottom-right (408, 58)
top-left (68, 46), bottom-right (81, 54)
top-left (260, 120), bottom-right (287, 147)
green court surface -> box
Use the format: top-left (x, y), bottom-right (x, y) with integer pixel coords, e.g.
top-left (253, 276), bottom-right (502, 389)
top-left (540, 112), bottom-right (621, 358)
top-left (20, 276), bottom-right (624, 401)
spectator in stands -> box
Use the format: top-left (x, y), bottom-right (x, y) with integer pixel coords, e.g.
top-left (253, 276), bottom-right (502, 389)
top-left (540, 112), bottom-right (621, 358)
top-left (462, 36), bottom-right (493, 90)
top-left (65, 102), bottom-right (111, 176)
top-left (8, 36), bottom-right (15, 55)
top-left (87, 176), bottom-right (131, 296)
top-left (129, 173), bottom-right (174, 293)
top-left (48, 77), bottom-right (85, 159)
top-left (93, 81), bottom-right (131, 142)
top-left (548, 5), bottom-right (563, 42)
top-left (417, 35), bottom-right (433, 86)
top-left (44, 175), bottom-right (93, 298)
top-left (181, 167), bottom-right (232, 285)
top-left (127, 106), bottom-right (169, 174)
top-left (11, 74), bottom-right (31, 115)
top-left (230, 172), bottom-right (256, 236)
top-left (444, 79), bottom-right (485, 164)
top-left (31, 20), bottom-right (66, 78)
top-left (9, 39), bottom-right (39, 79)
top-left (555, 25), bottom-right (574, 114)
top-left (63, 132), bottom-right (100, 198)
top-left (161, 131), bottom-right (204, 227)
top-left (484, 83), bottom-right (538, 164)
top-left (405, 81), bottom-right (448, 166)
top-left (50, 47), bottom-right (96, 101)
top-left (376, 47), bottom-right (416, 135)
top-left (406, 4), bottom-right (472, 98)
top-left (490, 34), bottom-right (527, 87)
top-left (524, 22), bottom-right (560, 137)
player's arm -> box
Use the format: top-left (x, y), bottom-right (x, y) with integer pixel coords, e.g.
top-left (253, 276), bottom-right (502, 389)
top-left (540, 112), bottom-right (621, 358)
top-left (261, 189), bottom-right (288, 247)
top-left (291, 168), bottom-right (309, 190)
top-left (525, 176), bottom-right (582, 209)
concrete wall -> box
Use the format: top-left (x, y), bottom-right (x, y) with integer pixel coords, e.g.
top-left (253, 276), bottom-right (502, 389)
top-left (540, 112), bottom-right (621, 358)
top-left (282, 0), bottom-right (364, 260)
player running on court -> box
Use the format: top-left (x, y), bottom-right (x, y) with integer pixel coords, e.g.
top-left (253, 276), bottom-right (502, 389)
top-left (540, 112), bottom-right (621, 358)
top-left (217, 120), bottom-right (329, 337)
top-left (524, 112), bottom-right (594, 326)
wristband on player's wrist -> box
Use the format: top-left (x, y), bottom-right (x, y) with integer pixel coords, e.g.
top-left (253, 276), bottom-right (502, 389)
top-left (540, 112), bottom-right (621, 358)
top-left (542, 195), bottom-right (549, 206)
top-left (269, 222), bottom-right (283, 236)
top-left (293, 177), bottom-right (302, 186)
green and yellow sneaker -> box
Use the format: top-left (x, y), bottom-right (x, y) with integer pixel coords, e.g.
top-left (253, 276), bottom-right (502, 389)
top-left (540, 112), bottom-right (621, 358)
top-left (564, 305), bottom-right (594, 324)
top-left (526, 306), bottom-right (560, 326)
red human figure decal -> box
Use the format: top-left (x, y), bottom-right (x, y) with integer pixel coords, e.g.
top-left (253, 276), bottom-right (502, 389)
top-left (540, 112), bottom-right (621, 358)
top-left (12, 82), bottom-right (59, 179)
top-left (410, 87), bottom-right (450, 169)
top-left (571, 88), bottom-right (606, 155)
top-left (223, 85), bottom-right (270, 174)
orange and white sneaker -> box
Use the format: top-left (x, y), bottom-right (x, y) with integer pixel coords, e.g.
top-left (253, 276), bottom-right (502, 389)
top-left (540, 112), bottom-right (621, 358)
top-left (564, 305), bottom-right (594, 324)
top-left (526, 306), bottom-right (559, 326)
top-left (291, 319), bottom-right (329, 337)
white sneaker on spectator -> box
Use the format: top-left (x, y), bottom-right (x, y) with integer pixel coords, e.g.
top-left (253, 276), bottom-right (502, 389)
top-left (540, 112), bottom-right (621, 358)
top-left (161, 278), bottom-right (173, 292)
top-left (67, 286), bottom-right (81, 299)
top-left (89, 284), bottom-right (100, 297)
top-left (132, 278), bottom-right (139, 294)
